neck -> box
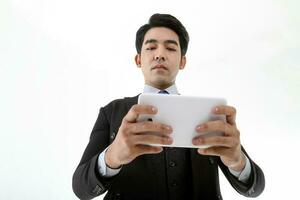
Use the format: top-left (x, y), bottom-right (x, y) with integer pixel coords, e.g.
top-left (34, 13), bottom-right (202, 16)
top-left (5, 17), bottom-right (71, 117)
top-left (146, 81), bottom-right (174, 90)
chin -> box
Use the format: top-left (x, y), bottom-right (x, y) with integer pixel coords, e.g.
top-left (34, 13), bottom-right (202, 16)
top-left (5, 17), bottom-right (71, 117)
top-left (151, 78), bottom-right (172, 88)
top-left (153, 77), bottom-right (167, 84)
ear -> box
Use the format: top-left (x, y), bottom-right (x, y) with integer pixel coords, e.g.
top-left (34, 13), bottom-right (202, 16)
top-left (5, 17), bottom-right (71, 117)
top-left (179, 56), bottom-right (186, 70)
top-left (135, 54), bottom-right (141, 68)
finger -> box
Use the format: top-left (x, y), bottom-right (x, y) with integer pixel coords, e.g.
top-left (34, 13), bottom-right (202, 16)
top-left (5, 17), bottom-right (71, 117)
top-left (212, 105), bottom-right (236, 125)
top-left (135, 145), bottom-right (163, 156)
top-left (196, 120), bottom-right (235, 136)
top-left (192, 136), bottom-right (234, 148)
top-left (197, 146), bottom-right (231, 157)
top-left (124, 104), bottom-right (157, 123)
top-left (129, 121), bottom-right (172, 135)
top-left (133, 134), bottom-right (173, 146)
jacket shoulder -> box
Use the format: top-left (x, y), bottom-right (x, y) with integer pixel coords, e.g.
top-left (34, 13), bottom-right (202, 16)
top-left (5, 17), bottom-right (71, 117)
top-left (104, 95), bottom-right (138, 109)
top-left (101, 95), bottom-right (139, 121)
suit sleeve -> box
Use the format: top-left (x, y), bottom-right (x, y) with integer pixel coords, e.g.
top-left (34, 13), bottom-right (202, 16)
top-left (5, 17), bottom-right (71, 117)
top-left (218, 146), bottom-right (265, 197)
top-left (72, 106), bottom-right (117, 200)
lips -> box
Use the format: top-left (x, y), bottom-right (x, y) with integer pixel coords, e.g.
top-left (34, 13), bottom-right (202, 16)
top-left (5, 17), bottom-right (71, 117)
top-left (152, 64), bottom-right (168, 70)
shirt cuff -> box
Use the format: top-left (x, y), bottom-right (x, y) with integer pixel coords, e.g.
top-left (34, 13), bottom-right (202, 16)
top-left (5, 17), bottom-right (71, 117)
top-left (228, 153), bottom-right (252, 183)
top-left (97, 147), bottom-right (122, 178)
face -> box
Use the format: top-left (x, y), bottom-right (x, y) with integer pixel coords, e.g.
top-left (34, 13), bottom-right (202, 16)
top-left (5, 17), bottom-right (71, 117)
top-left (135, 27), bottom-right (186, 90)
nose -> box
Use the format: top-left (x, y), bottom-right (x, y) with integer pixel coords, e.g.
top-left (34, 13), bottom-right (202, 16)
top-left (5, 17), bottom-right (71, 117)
top-left (155, 56), bottom-right (165, 63)
top-left (154, 47), bottom-right (166, 62)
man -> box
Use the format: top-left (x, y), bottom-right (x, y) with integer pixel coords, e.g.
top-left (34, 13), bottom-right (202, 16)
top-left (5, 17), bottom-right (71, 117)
top-left (72, 14), bottom-right (265, 200)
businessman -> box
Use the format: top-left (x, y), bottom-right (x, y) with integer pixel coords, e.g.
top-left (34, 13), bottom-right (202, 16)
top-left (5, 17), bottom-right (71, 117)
top-left (72, 13), bottom-right (265, 200)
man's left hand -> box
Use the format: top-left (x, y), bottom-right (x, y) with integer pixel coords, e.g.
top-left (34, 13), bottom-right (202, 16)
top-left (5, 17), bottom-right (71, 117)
top-left (192, 105), bottom-right (246, 172)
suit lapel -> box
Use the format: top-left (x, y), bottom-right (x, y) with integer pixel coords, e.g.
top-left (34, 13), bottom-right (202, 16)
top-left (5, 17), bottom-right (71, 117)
top-left (124, 94), bottom-right (140, 112)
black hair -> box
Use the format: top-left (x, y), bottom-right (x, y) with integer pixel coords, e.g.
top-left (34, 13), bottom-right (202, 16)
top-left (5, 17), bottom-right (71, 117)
top-left (135, 13), bottom-right (189, 56)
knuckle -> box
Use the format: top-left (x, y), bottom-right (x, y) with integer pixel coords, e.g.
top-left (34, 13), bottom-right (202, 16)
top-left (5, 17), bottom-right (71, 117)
top-left (232, 138), bottom-right (239, 147)
top-left (215, 137), bottom-right (221, 144)
top-left (232, 107), bottom-right (237, 115)
top-left (119, 125), bottom-right (126, 133)
top-left (121, 117), bottom-right (127, 124)
top-left (154, 136), bottom-right (164, 144)
top-left (130, 124), bottom-right (137, 133)
top-left (161, 137), bottom-right (169, 144)
top-left (146, 121), bottom-right (154, 127)
top-left (218, 120), bottom-right (226, 128)
top-left (131, 105), bottom-right (139, 113)
top-left (159, 123), bottom-right (165, 131)
top-left (141, 122), bottom-right (149, 130)
top-left (137, 135), bottom-right (145, 143)
top-left (196, 137), bottom-right (204, 144)
top-left (122, 125), bottom-right (131, 135)
top-left (221, 120), bottom-right (227, 126)
top-left (149, 136), bottom-right (157, 145)
top-left (122, 125), bottom-right (128, 133)
top-left (236, 129), bottom-right (240, 137)
top-left (144, 135), bottom-right (151, 141)
top-left (233, 129), bottom-right (240, 139)
top-left (163, 138), bottom-right (168, 144)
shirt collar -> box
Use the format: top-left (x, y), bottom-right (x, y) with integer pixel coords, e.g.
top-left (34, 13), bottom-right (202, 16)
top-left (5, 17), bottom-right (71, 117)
top-left (143, 84), bottom-right (179, 95)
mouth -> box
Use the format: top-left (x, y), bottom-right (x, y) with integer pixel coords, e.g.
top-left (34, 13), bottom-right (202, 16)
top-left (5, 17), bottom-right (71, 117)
top-left (152, 64), bottom-right (168, 71)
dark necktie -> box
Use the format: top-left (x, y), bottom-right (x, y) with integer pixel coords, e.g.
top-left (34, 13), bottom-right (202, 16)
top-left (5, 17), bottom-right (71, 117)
top-left (158, 90), bottom-right (169, 94)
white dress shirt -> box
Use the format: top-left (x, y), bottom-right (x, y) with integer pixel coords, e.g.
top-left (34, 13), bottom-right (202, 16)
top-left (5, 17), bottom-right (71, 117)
top-left (97, 84), bottom-right (251, 182)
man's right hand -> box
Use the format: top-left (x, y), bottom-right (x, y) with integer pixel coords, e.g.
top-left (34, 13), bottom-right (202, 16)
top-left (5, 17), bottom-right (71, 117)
top-left (104, 104), bottom-right (173, 169)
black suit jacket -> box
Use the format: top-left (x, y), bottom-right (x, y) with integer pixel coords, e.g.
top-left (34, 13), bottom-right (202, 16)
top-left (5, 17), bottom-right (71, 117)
top-left (72, 95), bottom-right (265, 200)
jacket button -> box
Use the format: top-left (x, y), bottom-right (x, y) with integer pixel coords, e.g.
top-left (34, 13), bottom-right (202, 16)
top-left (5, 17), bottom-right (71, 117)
top-left (116, 193), bottom-right (121, 200)
top-left (171, 180), bottom-right (178, 187)
top-left (169, 161), bottom-right (176, 167)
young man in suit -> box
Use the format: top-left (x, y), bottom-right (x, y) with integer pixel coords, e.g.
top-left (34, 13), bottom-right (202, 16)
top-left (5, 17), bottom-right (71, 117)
top-left (72, 13), bottom-right (265, 200)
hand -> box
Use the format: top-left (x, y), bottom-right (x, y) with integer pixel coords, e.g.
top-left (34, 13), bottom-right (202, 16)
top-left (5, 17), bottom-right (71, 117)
top-left (105, 104), bottom-right (173, 168)
top-left (192, 105), bottom-right (246, 171)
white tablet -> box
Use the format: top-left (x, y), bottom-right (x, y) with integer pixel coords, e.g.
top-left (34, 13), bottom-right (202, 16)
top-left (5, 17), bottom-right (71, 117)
top-left (137, 93), bottom-right (227, 148)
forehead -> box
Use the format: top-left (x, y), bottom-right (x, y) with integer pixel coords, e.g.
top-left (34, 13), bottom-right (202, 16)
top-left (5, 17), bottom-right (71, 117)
top-left (143, 27), bottom-right (179, 44)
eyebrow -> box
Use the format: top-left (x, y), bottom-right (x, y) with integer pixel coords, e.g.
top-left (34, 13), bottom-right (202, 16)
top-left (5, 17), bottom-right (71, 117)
top-left (144, 39), bottom-right (178, 46)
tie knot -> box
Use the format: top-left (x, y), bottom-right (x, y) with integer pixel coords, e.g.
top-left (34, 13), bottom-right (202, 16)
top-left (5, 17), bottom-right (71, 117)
top-left (158, 90), bottom-right (169, 94)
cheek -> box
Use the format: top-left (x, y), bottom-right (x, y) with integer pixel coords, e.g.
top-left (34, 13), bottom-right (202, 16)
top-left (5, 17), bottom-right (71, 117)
top-left (170, 53), bottom-right (181, 62)
top-left (141, 57), bottom-right (153, 66)
top-left (141, 51), bottom-right (154, 59)
top-left (170, 56), bottom-right (182, 68)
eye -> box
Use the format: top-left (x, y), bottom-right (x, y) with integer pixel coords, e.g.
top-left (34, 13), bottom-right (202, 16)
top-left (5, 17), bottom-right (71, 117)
top-left (167, 47), bottom-right (176, 51)
top-left (146, 47), bottom-right (156, 50)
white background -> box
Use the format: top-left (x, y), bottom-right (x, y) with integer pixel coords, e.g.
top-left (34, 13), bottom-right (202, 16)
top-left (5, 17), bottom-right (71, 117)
top-left (1, 0), bottom-right (299, 199)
